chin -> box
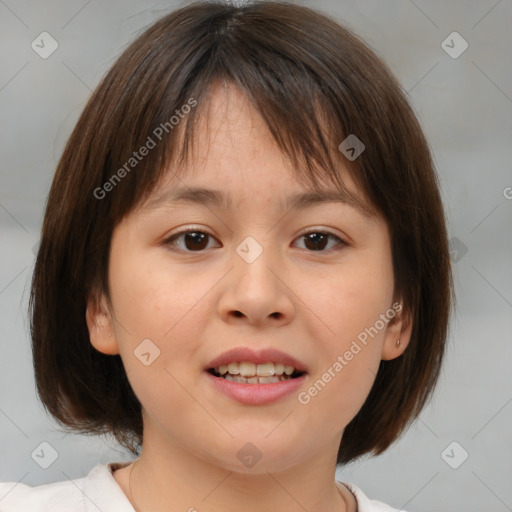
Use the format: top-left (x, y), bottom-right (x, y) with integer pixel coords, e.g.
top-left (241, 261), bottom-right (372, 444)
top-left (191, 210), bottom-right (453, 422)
top-left (213, 435), bottom-right (305, 475)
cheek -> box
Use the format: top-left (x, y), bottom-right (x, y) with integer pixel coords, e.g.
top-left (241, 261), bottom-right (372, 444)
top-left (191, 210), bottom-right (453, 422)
top-left (107, 246), bottom-right (222, 413)
top-left (307, 249), bottom-right (395, 344)
top-left (107, 249), bottom-right (212, 421)
top-left (296, 252), bottom-right (394, 423)
top-left (108, 245), bottom-right (214, 343)
top-left (299, 323), bottom-right (383, 435)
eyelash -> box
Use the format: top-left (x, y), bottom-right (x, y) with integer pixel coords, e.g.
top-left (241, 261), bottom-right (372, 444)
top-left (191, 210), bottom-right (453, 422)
top-left (163, 227), bottom-right (347, 253)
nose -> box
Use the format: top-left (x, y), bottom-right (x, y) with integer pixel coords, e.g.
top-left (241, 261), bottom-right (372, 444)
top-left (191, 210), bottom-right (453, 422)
top-left (217, 240), bottom-right (295, 327)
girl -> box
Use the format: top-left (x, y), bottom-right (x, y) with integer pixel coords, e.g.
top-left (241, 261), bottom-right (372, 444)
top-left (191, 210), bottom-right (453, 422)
top-left (0, 1), bottom-right (453, 510)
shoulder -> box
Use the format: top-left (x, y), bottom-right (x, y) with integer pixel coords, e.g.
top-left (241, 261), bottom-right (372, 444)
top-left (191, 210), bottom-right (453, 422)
top-left (0, 463), bottom-right (134, 512)
top-left (340, 481), bottom-right (408, 512)
top-left (0, 474), bottom-right (86, 512)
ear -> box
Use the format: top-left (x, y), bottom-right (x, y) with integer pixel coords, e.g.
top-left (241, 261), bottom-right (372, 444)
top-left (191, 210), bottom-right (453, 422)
top-left (380, 300), bottom-right (413, 361)
top-left (85, 290), bottom-right (120, 355)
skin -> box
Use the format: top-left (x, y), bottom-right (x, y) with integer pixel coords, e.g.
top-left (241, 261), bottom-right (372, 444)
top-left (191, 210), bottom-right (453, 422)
top-left (86, 81), bottom-right (412, 512)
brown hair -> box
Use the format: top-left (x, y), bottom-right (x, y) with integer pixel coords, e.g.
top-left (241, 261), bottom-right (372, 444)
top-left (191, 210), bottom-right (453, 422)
top-left (29, 0), bottom-right (454, 465)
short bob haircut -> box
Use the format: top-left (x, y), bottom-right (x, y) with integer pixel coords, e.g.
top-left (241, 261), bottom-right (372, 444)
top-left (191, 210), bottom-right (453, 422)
top-left (30, 0), bottom-right (454, 465)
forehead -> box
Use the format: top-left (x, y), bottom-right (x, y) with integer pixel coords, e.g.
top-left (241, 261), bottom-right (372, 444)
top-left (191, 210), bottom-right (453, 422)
top-left (186, 82), bottom-right (283, 171)
top-left (140, 82), bottom-right (375, 218)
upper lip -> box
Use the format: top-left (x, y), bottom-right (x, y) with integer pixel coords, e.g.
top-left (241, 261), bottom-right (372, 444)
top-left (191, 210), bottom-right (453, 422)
top-left (206, 347), bottom-right (308, 373)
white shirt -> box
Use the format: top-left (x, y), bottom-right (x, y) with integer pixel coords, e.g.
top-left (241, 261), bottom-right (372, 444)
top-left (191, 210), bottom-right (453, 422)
top-left (0, 462), bottom-right (406, 511)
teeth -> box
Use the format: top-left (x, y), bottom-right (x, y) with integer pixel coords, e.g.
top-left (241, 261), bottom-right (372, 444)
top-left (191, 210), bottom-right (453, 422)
top-left (224, 374), bottom-right (289, 384)
top-left (227, 363), bottom-right (239, 375)
top-left (257, 363), bottom-right (275, 376)
top-left (274, 363), bottom-right (285, 375)
top-left (239, 362), bottom-right (256, 377)
top-left (258, 376), bottom-right (280, 384)
top-left (214, 362), bottom-right (297, 377)
top-left (284, 365), bottom-right (294, 376)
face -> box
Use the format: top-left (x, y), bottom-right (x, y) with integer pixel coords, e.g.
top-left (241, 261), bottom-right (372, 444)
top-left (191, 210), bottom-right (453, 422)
top-left (87, 82), bottom-right (410, 474)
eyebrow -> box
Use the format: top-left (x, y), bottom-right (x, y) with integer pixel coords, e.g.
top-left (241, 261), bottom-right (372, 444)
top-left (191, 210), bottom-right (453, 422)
top-left (143, 186), bottom-right (374, 217)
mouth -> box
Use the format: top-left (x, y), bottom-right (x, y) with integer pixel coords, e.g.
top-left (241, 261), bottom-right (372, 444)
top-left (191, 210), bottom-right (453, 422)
top-left (204, 347), bottom-right (308, 404)
top-left (206, 362), bottom-right (306, 384)
top-left (205, 362), bottom-right (308, 405)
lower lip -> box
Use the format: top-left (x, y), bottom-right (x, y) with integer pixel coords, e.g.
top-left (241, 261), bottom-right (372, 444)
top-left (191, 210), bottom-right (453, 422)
top-left (205, 371), bottom-right (307, 405)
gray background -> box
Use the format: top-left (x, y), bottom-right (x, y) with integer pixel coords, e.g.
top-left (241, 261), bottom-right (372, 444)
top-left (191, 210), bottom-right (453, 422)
top-left (1, 1), bottom-right (511, 511)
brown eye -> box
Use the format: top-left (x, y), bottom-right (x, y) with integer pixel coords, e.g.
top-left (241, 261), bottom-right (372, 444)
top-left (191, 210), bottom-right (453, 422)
top-left (165, 230), bottom-right (217, 252)
top-left (296, 231), bottom-right (345, 252)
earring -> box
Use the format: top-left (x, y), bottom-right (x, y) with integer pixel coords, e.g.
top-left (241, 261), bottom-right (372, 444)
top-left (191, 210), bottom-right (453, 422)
top-left (396, 339), bottom-right (401, 347)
